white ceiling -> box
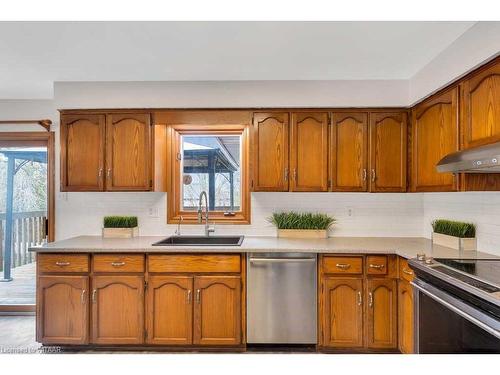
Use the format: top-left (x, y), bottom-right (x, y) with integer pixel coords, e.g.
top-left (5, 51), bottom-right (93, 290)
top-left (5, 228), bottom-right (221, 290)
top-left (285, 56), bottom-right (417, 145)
top-left (0, 21), bottom-right (475, 99)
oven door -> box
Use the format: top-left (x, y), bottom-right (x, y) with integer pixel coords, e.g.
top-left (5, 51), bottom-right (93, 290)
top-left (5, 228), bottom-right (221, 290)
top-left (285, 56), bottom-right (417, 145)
top-left (412, 279), bottom-right (500, 353)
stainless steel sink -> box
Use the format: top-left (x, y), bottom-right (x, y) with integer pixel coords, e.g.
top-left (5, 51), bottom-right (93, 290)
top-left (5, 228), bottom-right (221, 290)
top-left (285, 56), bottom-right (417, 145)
top-left (152, 235), bottom-right (244, 246)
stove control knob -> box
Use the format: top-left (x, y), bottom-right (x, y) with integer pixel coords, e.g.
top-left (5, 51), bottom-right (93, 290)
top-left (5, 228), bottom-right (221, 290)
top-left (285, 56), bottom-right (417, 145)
top-left (416, 253), bottom-right (426, 261)
top-left (425, 257), bottom-right (434, 265)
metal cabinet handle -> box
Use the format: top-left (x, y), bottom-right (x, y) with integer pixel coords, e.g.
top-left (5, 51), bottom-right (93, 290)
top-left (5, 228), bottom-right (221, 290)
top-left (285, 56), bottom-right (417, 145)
top-left (92, 289), bottom-right (97, 303)
top-left (357, 291), bottom-right (362, 306)
top-left (335, 263), bottom-right (351, 270)
top-left (284, 167), bottom-right (289, 181)
top-left (107, 168), bottom-right (112, 177)
top-left (55, 261), bottom-right (70, 267)
top-left (81, 289), bottom-right (86, 304)
top-left (402, 268), bottom-right (414, 276)
top-left (196, 289), bottom-right (201, 304)
top-left (362, 169), bottom-right (367, 181)
top-left (187, 290), bottom-right (192, 304)
top-left (371, 169), bottom-right (376, 182)
top-left (111, 261), bottom-right (126, 267)
top-left (369, 292), bottom-right (373, 308)
top-left (98, 168), bottom-right (103, 177)
top-left (369, 264), bottom-right (385, 270)
top-left (292, 168), bottom-right (297, 181)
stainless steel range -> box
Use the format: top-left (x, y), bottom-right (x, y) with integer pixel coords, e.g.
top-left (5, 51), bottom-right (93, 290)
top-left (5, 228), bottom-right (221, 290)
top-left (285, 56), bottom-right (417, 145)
top-left (409, 255), bottom-right (500, 353)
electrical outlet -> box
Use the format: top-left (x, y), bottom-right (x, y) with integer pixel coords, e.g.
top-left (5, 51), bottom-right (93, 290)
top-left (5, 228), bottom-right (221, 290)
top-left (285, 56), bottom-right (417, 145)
top-left (148, 207), bottom-right (160, 218)
top-left (346, 207), bottom-right (354, 217)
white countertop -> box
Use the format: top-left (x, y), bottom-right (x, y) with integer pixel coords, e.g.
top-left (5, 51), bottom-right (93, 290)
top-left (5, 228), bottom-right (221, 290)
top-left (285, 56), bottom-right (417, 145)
top-left (30, 235), bottom-right (498, 260)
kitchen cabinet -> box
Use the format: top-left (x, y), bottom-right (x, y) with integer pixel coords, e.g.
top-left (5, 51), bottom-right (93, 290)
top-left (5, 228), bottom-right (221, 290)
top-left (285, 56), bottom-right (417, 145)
top-left (146, 276), bottom-right (193, 345)
top-left (410, 87), bottom-right (459, 192)
top-left (290, 112), bottom-right (329, 191)
top-left (462, 59), bottom-right (500, 149)
top-left (193, 276), bottom-right (242, 346)
top-left (330, 112), bottom-right (369, 191)
top-left (323, 278), bottom-right (364, 348)
top-left (91, 275), bottom-right (145, 345)
top-left (252, 112), bottom-right (289, 191)
top-left (105, 113), bottom-right (151, 191)
top-left (398, 280), bottom-right (414, 354)
top-left (369, 112), bottom-right (407, 192)
top-left (37, 275), bottom-right (89, 345)
top-left (60, 114), bottom-right (105, 191)
top-left (365, 278), bottom-right (397, 349)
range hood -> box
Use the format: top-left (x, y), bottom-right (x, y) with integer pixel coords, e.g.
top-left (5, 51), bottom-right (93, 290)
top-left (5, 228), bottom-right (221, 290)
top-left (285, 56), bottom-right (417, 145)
top-left (437, 142), bottom-right (500, 173)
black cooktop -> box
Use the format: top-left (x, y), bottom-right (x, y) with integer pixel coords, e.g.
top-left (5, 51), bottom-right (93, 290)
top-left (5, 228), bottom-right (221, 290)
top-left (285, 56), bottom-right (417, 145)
top-left (435, 258), bottom-right (500, 289)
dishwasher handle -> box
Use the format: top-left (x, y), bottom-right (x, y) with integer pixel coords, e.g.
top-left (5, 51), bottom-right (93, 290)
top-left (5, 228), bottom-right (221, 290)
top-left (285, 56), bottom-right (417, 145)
top-left (249, 257), bottom-right (316, 263)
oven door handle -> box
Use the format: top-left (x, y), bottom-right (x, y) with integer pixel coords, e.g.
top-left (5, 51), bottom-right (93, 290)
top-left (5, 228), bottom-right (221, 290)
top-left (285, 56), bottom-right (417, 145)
top-left (411, 280), bottom-right (500, 340)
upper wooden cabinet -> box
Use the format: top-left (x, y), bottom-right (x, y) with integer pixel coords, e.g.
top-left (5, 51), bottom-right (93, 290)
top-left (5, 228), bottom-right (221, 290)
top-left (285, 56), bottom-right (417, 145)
top-left (290, 112), bottom-right (329, 191)
top-left (105, 113), bottom-right (151, 191)
top-left (252, 112), bottom-right (289, 191)
top-left (60, 114), bottom-right (105, 191)
top-left (369, 112), bottom-right (407, 192)
top-left (330, 112), bottom-right (369, 191)
top-left (462, 60), bottom-right (500, 148)
top-left (411, 87), bottom-right (459, 192)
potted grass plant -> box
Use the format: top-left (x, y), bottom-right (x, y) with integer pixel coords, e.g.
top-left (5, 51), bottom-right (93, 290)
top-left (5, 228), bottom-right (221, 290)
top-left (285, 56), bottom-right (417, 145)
top-left (269, 211), bottom-right (335, 239)
top-left (431, 219), bottom-right (476, 251)
top-left (102, 216), bottom-right (139, 238)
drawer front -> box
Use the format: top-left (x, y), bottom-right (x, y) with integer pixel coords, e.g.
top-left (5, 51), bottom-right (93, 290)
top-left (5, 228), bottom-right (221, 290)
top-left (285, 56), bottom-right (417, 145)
top-left (93, 254), bottom-right (145, 273)
top-left (148, 254), bottom-right (241, 273)
top-left (38, 254), bottom-right (89, 273)
top-left (366, 255), bottom-right (388, 276)
top-left (322, 256), bottom-right (363, 275)
top-left (399, 257), bottom-right (415, 282)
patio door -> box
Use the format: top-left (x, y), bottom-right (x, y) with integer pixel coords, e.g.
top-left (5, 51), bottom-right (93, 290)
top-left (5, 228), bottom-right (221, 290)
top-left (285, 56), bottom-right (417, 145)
top-left (0, 132), bottom-right (54, 310)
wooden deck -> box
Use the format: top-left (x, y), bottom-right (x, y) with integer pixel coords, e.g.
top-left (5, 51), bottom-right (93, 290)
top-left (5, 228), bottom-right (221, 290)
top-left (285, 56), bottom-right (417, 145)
top-left (0, 262), bottom-right (36, 305)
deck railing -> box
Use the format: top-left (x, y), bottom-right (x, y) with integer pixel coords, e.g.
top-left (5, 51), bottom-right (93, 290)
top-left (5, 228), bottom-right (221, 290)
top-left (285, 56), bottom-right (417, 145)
top-left (0, 210), bottom-right (46, 271)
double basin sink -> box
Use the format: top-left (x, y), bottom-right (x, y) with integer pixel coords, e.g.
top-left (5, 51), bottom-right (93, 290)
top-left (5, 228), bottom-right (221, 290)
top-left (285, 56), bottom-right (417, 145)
top-left (152, 235), bottom-right (244, 246)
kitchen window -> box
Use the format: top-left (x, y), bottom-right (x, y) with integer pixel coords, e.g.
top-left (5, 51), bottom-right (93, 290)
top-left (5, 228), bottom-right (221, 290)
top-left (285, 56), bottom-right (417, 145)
top-left (166, 123), bottom-right (250, 224)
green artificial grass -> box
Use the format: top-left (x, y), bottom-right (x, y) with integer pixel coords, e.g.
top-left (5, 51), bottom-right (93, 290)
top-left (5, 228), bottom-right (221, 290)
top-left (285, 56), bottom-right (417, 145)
top-left (432, 219), bottom-right (476, 238)
top-left (269, 211), bottom-right (336, 230)
top-left (103, 216), bottom-right (138, 228)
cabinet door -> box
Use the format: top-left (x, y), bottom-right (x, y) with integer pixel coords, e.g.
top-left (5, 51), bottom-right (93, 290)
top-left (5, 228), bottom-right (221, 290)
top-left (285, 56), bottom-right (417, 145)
top-left (411, 87), bottom-right (459, 192)
top-left (330, 112), bottom-right (368, 191)
top-left (366, 278), bottom-right (397, 349)
top-left (37, 276), bottom-right (89, 345)
top-left (193, 276), bottom-right (241, 346)
top-left (370, 112), bottom-right (407, 192)
top-left (105, 113), bottom-right (151, 191)
top-left (290, 112), bottom-right (329, 191)
top-left (322, 278), bottom-right (363, 348)
top-left (398, 280), bottom-right (414, 354)
top-left (462, 60), bottom-right (500, 148)
top-left (91, 275), bottom-right (144, 344)
top-left (252, 112), bottom-right (289, 191)
top-left (146, 276), bottom-right (193, 345)
top-left (60, 114), bottom-right (105, 191)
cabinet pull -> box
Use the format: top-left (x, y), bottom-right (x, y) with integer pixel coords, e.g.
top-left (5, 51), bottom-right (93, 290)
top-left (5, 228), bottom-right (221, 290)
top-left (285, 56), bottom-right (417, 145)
top-left (284, 167), bottom-right (289, 181)
top-left (111, 261), bottom-right (126, 267)
top-left (107, 168), bottom-right (112, 177)
top-left (369, 264), bottom-right (385, 270)
top-left (98, 168), bottom-right (103, 177)
top-left (369, 292), bottom-right (373, 308)
top-left (371, 169), bottom-right (376, 182)
top-left (187, 290), bottom-right (192, 304)
top-left (81, 289), bottom-right (86, 304)
top-left (362, 169), bottom-right (367, 181)
top-left (92, 289), bottom-right (97, 303)
top-left (335, 263), bottom-right (351, 270)
top-left (55, 261), bottom-right (70, 267)
top-left (292, 168), bottom-right (297, 181)
top-left (357, 291), bottom-right (362, 306)
top-left (402, 268), bottom-right (414, 276)
top-left (196, 289), bottom-right (201, 304)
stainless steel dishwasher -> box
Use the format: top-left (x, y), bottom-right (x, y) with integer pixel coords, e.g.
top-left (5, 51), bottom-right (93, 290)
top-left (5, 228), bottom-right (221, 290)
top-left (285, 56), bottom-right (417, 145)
top-left (247, 252), bottom-right (317, 344)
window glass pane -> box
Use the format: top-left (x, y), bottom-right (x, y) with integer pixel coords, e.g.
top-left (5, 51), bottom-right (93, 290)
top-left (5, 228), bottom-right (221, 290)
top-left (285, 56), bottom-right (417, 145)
top-left (181, 135), bottom-right (241, 212)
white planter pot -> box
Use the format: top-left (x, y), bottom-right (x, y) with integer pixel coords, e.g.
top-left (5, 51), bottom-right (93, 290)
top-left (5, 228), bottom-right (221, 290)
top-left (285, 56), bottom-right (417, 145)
top-left (432, 232), bottom-right (476, 251)
top-left (277, 229), bottom-right (328, 239)
top-left (102, 227), bottom-right (139, 238)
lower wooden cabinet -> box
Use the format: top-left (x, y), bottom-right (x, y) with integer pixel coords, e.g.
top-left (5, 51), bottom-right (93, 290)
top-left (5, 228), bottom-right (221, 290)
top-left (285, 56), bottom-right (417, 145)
top-left (91, 275), bottom-right (145, 345)
top-left (365, 278), bottom-right (397, 349)
top-left (37, 275), bottom-right (89, 345)
top-left (398, 279), bottom-right (414, 354)
top-left (323, 278), bottom-right (363, 348)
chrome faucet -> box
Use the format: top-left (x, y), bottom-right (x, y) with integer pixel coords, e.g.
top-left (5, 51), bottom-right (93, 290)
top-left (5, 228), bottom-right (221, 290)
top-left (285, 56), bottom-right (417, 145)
top-left (197, 191), bottom-right (215, 237)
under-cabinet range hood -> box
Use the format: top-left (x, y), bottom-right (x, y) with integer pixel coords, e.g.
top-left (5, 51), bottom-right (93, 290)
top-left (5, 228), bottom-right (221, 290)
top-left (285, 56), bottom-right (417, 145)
top-left (437, 142), bottom-right (500, 173)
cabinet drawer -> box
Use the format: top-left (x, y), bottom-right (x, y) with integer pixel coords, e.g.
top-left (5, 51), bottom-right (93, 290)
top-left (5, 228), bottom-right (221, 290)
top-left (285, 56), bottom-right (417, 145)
top-left (322, 256), bottom-right (363, 275)
top-left (366, 255), bottom-right (388, 276)
top-left (399, 257), bottom-right (415, 282)
top-left (38, 254), bottom-right (89, 273)
top-left (93, 254), bottom-right (144, 273)
top-left (148, 254), bottom-right (241, 273)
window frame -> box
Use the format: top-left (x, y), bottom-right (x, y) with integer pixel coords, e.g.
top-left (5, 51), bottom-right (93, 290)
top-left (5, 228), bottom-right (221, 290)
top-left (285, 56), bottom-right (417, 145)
top-left (166, 123), bottom-right (251, 224)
